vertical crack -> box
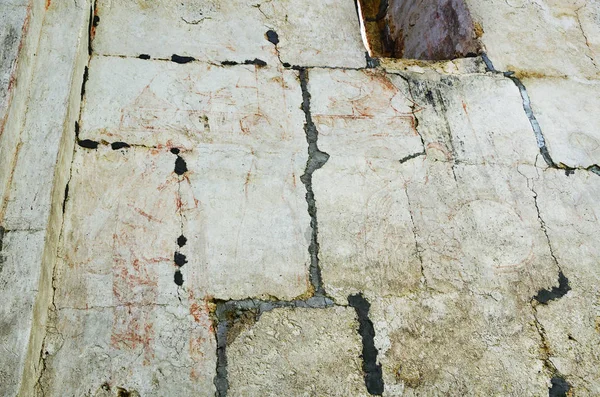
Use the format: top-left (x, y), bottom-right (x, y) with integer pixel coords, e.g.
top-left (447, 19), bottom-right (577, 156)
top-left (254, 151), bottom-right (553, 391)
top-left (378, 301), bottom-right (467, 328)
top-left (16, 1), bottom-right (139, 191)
top-left (298, 68), bottom-right (330, 297)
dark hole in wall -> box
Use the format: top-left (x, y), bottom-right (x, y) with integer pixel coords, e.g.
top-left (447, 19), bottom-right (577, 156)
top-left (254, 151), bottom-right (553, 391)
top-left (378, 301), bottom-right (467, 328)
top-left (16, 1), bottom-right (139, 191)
top-left (356, 0), bottom-right (481, 60)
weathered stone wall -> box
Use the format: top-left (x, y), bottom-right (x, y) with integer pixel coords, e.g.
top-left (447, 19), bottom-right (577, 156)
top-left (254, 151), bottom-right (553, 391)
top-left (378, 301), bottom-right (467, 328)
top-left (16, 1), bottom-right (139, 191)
top-left (1, 0), bottom-right (599, 396)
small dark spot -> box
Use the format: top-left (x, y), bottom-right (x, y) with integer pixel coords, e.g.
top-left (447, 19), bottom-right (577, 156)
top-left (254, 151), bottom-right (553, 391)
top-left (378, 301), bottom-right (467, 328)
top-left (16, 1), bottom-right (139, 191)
top-left (221, 60), bottom-right (238, 66)
top-left (174, 252), bottom-right (188, 267)
top-left (62, 183), bottom-right (69, 213)
top-left (101, 382), bottom-right (111, 391)
top-left (534, 271), bottom-right (571, 304)
top-left (111, 142), bottom-right (130, 150)
top-left (138, 54), bottom-right (151, 60)
top-left (77, 139), bottom-right (99, 149)
top-left (177, 235), bottom-right (187, 247)
top-left (170, 147), bottom-right (180, 155)
top-left (174, 270), bottom-right (184, 286)
top-left (265, 29), bottom-right (279, 45)
top-left (93, 15), bottom-right (100, 27)
top-left (282, 62), bottom-right (291, 68)
top-left (174, 156), bottom-right (188, 175)
top-left (549, 376), bottom-right (570, 397)
top-left (171, 54), bottom-right (195, 64)
top-left (565, 169), bottom-right (575, 176)
top-left (243, 58), bottom-right (267, 67)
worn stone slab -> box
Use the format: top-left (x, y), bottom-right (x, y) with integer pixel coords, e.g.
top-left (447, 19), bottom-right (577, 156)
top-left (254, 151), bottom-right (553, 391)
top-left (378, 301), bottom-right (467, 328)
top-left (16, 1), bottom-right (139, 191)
top-left (77, 56), bottom-right (310, 300)
top-left (408, 73), bottom-right (540, 166)
top-left (253, 0), bottom-right (366, 68)
top-left (0, 2), bottom-right (29, 216)
top-left (0, 1), bottom-right (91, 395)
top-left (183, 146), bottom-right (309, 299)
top-left (227, 307), bottom-right (368, 396)
top-left (39, 304), bottom-right (216, 396)
top-left (404, 160), bottom-right (557, 298)
top-left (311, 69), bottom-right (548, 302)
top-left (56, 144), bottom-right (309, 302)
top-left (0, 229), bottom-right (45, 397)
top-left (92, 0), bottom-right (366, 68)
top-left (525, 77), bottom-right (600, 169)
top-left (41, 146), bottom-right (217, 396)
top-left (309, 68), bottom-right (422, 301)
top-left (0, 4), bottom-right (27, 125)
top-left (3, 0), bottom-right (89, 230)
top-left (466, 0), bottom-right (599, 77)
top-left (371, 292), bottom-right (549, 396)
top-left (80, 55), bottom-right (306, 150)
top-left (534, 169), bottom-right (600, 394)
top-left (92, 0), bottom-right (278, 65)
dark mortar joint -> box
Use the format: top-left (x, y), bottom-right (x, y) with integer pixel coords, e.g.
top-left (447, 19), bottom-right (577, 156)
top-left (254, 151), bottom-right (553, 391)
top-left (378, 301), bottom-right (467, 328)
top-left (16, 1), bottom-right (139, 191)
top-left (174, 156), bottom-right (188, 175)
top-left (348, 293), bottom-right (384, 395)
top-left (298, 68), bottom-right (330, 296)
top-left (77, 139), bottom-right (99, 149)
top-left (174, 252), bottom-right (187, 267)
top-left (171, 54), bottom-right (196, 64)
top-left (111, 142), bottom-right (130, 150)
top-left (174, 270), bottom-right (184, 286)
top-left (62, 183), bottom-right (69, 214)
top-left (265, 29), bottom-right (279, 45)
top-left (80, 66), bottom-right (89, 98)
top-left (549, 376), bottom-right (571, 397)
top-left (220, 59), bottom-right (267, 67)
top-left (533, 271), bottom-right (571, 304)
top-left (0, 226), bottom-right (5, 253)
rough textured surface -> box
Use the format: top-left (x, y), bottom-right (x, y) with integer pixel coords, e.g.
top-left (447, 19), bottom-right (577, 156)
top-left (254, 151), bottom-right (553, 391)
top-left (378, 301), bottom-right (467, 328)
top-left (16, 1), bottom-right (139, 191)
top-left (227, 307), bottom-right (368, 396)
